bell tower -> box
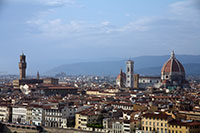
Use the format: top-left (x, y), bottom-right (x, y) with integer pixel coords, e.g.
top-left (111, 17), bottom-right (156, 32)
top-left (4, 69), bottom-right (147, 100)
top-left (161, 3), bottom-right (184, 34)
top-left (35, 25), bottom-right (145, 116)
top-left (19, 53), bottom-right (27, 80)
top-left (126, 60), bottom-right (134, 88)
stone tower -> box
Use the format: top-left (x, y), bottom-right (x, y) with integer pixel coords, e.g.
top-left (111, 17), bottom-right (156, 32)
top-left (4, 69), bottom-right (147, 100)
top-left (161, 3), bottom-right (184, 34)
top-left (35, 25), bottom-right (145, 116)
top-left (37, 71), bottom-right (40, 79)
top-left (19, 53), bottom-right (27, 80)
top-left (126, 60), bottom-right (134, 88)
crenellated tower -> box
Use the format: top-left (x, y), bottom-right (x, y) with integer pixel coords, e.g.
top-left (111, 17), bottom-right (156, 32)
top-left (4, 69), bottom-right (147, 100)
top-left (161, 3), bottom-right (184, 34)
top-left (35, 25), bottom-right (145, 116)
top-left (19, 53), bottom-right (27, 80)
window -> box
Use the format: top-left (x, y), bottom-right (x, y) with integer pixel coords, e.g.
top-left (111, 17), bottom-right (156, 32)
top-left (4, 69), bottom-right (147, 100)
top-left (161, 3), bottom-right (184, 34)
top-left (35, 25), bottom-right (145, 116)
top-left (161, 128), bottom-right (163, 133)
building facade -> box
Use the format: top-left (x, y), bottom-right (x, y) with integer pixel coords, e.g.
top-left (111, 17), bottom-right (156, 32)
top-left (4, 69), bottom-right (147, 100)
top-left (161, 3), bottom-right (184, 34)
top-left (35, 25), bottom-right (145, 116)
top-left (168, 120), bottom-right (200, 133)
top-left (0, 105), bottom-right (11, 122)
top-left (44, 105), bottom-right (66, 128)
top-left (141, 112), bottom-right (173, 133)
top-left (26, 107), bottom-right (32, 125)
top-left (32, 106), bottom-right (44, 126)
top-left (12, 106), bottom-right (27, 124)
top-left (75, 109), bottom-right (100, 130)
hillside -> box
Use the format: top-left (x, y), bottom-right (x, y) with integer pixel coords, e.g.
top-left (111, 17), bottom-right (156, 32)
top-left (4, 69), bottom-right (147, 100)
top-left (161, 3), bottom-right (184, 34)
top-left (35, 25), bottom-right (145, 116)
top-left (46, 55), bottom-right (200, 76)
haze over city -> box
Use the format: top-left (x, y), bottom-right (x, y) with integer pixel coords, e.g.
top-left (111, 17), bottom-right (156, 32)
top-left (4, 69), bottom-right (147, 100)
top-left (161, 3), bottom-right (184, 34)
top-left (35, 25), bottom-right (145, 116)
top-left (0, 0), bottom-right (200, 74)
top-left (1, 1), bottom-right (200, 133)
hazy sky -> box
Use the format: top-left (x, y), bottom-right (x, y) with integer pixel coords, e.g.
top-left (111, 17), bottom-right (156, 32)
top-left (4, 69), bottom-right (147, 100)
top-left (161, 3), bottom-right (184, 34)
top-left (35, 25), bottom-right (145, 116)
top-left (0, 0), bottom-right (200, 74)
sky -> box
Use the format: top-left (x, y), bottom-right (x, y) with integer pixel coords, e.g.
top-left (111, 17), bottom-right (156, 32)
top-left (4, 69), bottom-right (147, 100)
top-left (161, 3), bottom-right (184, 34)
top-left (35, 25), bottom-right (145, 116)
top-left (0, 0), bottom-right (200, 74)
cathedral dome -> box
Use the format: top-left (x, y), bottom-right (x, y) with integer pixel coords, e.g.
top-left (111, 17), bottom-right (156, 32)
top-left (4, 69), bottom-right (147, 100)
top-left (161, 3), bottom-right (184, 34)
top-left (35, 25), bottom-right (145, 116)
top-left (116, 71), bottom-right (126, 81)
top-left (160, 51), bottom-right (188, 88)
top-left (161, 51), bottom-right (185, 74)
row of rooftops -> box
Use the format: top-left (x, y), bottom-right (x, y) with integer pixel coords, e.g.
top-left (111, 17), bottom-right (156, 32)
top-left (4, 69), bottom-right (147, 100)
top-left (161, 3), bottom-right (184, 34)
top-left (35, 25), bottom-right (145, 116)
top-left (0, 77), bottom-right (200, 116)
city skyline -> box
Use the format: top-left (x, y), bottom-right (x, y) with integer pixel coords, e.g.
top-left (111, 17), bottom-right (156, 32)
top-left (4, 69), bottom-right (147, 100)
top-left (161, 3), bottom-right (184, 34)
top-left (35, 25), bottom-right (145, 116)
top-left (0, 0), bottom-right (200, 74)
top-left (0, 1), bottom-right (200, 132)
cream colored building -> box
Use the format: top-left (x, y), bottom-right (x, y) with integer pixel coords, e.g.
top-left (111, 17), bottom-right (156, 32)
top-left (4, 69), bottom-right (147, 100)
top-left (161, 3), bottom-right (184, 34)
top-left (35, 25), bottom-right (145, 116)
top-left (86, 90), bottom-right (115, 96)
top-left (26, 107), bottom-right (32, 125)
top-left (43, 78), bottom-right (58, 85)
top-left (142, 112), bottom-right (173, 133)
top-left (168, 119), bottom-right (200, 133)
top-left (0, 105), bottom-right (11, 122)
top-left (75, 109), bottom-right (100, 130)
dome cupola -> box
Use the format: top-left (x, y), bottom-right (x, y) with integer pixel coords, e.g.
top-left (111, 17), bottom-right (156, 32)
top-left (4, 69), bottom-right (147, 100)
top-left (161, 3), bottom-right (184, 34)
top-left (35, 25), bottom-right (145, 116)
top-left (161, 51), bottom-right (185, 80)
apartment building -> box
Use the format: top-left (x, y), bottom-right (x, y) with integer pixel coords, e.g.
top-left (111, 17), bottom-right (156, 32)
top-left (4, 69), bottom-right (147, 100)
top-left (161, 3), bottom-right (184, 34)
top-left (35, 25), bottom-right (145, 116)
top-left (0, 104), bottom-right (11, 122)
top-left (12, 105), bottom-right (27, 124)
top-left (141, 112), bottom-right (173, 133)
top-left (75, 108), bottom-right (100, 130)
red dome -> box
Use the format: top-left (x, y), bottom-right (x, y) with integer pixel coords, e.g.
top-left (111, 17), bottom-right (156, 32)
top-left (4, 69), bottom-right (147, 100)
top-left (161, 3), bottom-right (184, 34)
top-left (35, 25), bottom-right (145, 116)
top-left (161, 51), bottom-right (185, 74)
top-left (117, 72), bottom-right (126, 80)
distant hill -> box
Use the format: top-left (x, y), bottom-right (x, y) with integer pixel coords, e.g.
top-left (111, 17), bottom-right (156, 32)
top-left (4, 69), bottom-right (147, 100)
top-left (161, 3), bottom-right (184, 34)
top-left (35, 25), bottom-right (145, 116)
top-left (46, 55), bottom-right (200, 76)
top-left (136, 63), bottom-right (200, 76)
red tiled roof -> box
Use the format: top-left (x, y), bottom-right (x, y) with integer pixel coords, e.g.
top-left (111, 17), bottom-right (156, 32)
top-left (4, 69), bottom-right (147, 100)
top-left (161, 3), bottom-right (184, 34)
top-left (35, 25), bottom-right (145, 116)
top-left (169, 120), bottom-right (200, 126)
top-left (161, 53), bottom-right (185, 74)
top-left (143, 112), bottom-right (171, 120)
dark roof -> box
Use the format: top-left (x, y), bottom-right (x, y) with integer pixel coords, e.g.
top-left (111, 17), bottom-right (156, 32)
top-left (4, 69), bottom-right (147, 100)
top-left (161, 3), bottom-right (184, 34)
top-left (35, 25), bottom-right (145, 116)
top-left (143, 112), bottom-right (171, 120)
top-left (169, 119), bottom-right (200, 126)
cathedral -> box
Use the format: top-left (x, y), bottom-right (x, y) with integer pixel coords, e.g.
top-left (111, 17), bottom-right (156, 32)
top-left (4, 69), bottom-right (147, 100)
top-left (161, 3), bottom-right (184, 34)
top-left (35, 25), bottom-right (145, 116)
top-left (161, 51), bottom-right (189, 89)
top-left (116, 51), bottom-right (189, 89)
